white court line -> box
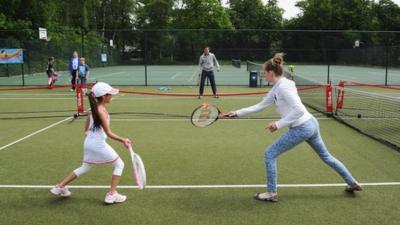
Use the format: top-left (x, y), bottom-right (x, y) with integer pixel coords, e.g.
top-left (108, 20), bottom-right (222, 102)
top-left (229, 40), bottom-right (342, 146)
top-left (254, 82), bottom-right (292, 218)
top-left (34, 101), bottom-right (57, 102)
top-left (110, 118), bottom-right (332, 122)
top-left (91, 72), bottom-right (125, 79)
top-left (0, 98), bottom-right (72, 100)
top-left (0, 96), bottom-right (264, 100)
top-left (188, 70), bottom-right (200, 82)
top-left (0, 182), bottom-right (399, 189)
top-left (171, 72), bottom-right (182, 79)
top-left (0, 93), bottom-right (75, 96)
top-left (0, 116), bottom-right (72, 151)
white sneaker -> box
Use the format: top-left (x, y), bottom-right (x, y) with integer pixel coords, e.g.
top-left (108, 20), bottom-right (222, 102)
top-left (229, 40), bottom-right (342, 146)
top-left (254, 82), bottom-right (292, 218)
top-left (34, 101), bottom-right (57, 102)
top-left (50, 185), bottom-right (71, 197)
top-left (104, 192), bottom-right (127, 204)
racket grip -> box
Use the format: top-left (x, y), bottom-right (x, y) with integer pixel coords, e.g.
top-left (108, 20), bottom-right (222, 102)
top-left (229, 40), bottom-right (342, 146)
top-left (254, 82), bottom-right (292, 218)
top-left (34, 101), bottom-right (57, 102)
top-left (127, 143), bottom-right (133, 151)
top-left (219, 113), bottom-right (235, 119)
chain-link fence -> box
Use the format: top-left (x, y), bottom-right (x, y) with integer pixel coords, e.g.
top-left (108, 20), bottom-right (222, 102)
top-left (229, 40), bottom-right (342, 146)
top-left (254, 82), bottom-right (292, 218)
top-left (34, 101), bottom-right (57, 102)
top-left (1, 29), bottom-right (399, 86)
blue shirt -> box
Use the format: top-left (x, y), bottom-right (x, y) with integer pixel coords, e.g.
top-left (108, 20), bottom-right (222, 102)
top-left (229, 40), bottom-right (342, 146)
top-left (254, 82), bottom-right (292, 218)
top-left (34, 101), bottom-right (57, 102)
top-left (78, 64), bottom-right (89, 78)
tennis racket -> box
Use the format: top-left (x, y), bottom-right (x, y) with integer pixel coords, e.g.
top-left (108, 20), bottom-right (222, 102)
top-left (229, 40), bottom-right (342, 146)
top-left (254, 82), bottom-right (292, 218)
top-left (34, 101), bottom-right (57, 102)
top-left (128, 144), bottom-right (146, 190)
top-left (190, 103), bottom-right (228, 128)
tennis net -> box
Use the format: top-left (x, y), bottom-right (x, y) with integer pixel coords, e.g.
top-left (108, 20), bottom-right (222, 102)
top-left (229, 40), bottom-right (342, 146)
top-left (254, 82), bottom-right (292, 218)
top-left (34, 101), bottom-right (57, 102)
top-left (333, 86), bottom-right (400, 149)
top-left (246, 60), bottom-right (330, 114)
top-left (246, 60), bottom-right (263, 72)
top-left (284, 70), bottom-right (330, 115)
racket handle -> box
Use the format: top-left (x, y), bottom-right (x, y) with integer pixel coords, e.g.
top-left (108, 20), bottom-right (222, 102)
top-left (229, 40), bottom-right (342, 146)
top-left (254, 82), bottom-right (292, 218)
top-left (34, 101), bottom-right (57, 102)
top-left (219, 113), bottom-right (235, 119)
top-left (127, 144), bottom-right (133, 151)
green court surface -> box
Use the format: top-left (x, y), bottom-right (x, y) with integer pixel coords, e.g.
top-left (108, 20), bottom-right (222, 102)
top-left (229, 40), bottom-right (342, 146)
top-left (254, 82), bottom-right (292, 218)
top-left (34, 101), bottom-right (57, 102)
top-left (1, 64), bottom-right (400, 86)
top-left (0, 86), bottom-right (400, 225)
top-left (0, 65), bottom-right (250, 86)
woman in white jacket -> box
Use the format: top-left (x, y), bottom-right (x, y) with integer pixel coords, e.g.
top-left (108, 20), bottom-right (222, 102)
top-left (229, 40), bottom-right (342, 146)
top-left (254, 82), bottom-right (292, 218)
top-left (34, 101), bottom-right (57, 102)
top-left (225, 53), bottom-right (362, 202)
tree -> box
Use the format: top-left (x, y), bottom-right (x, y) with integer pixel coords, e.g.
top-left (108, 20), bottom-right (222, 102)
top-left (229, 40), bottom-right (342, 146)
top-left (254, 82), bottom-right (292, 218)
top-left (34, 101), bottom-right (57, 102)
top-left (228, 0), bottom-right (282, 29)
top-left (290, 0), bottom-right (377, 30)
top-left (173, 0), bottom-right (233, 29)
top-left (227, 0), bottom-right (283, 60)
top-left (375, 0), bottom-right (400, 31)
top-left (134, 0), bottom-right (174, 63)
top-left (170, 0), bottom-right (233, 62)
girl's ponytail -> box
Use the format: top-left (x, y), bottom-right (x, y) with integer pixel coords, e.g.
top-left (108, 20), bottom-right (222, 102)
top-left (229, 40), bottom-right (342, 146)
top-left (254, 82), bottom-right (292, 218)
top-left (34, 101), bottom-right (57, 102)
top-left (88, 92), bottom-right (102, 131)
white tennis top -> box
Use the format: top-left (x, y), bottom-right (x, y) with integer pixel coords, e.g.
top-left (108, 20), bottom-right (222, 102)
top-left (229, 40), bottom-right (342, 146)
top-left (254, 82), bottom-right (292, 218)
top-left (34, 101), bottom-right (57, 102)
top-left (235, 77), bottom-right (312, 129)
top-left (83, 113), bottom-right (119, 164)
top-left (86, 113), bottom-right (108, 141)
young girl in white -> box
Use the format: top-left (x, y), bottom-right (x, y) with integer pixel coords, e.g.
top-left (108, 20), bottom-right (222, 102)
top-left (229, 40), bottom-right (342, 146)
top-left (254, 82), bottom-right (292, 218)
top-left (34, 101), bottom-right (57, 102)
top-left (51, 82), bottom-right (132, 204)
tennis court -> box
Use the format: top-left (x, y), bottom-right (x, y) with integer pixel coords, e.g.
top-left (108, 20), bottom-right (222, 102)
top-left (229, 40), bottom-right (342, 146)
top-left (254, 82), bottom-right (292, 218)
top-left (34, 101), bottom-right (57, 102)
top-left (1, 84), bottom-right (400, 225)
top-left (1, 62), bottom-right (400, 86)
top-left (4, 1), bottom-right (400, 224)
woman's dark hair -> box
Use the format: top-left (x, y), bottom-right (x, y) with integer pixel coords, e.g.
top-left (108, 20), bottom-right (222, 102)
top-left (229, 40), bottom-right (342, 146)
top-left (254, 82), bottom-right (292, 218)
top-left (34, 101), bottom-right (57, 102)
top-left (264, 53), bottom-right (285, 76)
top-left (88, 92), bottom-right (103, 131)
top-left (48, 57), bottom-right (54, 62)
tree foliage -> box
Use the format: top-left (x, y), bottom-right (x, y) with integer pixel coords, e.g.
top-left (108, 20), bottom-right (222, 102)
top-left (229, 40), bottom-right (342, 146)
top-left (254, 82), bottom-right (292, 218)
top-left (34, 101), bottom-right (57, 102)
top-left (0, 0), bottom-right (399, 65)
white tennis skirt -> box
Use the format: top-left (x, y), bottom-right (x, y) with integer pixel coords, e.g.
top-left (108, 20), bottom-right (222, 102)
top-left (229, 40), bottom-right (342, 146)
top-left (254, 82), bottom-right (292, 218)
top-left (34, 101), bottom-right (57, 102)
top-left (83, 138), bottom-right (119, 164)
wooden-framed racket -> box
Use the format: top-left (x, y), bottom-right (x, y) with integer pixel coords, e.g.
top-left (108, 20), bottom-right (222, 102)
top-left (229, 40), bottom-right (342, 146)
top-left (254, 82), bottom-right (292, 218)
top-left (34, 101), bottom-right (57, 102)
top-left (128, 144), bottom-right (146, 190)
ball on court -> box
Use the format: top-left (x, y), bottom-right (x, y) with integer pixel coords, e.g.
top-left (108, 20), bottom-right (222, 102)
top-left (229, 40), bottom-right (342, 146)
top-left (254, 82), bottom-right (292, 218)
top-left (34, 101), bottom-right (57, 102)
top-left (357, 114), bottom-right (362, 118)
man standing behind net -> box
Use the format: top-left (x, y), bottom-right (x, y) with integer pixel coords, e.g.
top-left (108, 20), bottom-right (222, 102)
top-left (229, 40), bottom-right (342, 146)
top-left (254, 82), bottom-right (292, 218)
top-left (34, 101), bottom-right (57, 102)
top-left (198, 47), bottom-right (220, 99)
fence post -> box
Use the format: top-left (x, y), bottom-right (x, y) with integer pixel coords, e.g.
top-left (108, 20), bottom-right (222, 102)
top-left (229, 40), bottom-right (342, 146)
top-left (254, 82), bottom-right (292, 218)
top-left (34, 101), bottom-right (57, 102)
top-left (144, 32), bottom-right (148, 86)
top-left (384, 35), bottom-right (389, 86)
top-left (81, 30), bottom-right (85, 57)
top-left (22, 63), bottom-right (25, 86)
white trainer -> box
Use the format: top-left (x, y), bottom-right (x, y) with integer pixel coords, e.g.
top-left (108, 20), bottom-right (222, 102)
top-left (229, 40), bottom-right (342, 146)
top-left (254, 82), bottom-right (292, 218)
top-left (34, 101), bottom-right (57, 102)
top-left (104, 192), bottom-right (127, 204)
top-left (50, 185), bottom-right (71, 197)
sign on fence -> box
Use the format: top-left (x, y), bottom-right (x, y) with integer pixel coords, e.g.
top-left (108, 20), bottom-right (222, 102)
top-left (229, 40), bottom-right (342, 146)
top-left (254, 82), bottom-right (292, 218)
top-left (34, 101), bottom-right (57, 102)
top-left (0, 49), bottom-right (24, 64)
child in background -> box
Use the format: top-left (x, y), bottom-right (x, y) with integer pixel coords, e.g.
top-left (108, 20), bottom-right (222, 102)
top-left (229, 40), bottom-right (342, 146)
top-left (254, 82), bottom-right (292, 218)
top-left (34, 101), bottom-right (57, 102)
top-left (46, 57), bottom-right (59, 89)
top-left (77, 57), bottom-right (90, 94)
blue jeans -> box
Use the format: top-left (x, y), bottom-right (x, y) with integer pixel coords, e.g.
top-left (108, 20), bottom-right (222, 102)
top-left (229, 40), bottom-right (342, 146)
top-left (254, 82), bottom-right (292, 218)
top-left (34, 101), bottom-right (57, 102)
top-left (77, 76), bottom-right (87, 85)
top-left (264, 117), bottom-right (356, 193)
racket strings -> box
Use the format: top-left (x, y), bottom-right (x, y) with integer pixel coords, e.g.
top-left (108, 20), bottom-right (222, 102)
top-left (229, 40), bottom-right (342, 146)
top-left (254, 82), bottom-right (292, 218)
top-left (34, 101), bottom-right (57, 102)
top-left (191, 104), bottom-right (220, 127)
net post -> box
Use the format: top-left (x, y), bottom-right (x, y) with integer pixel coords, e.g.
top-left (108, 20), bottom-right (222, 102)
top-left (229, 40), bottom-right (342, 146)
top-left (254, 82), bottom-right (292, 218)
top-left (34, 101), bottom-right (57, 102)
top-left (325, 83), bottom-right (332, 115)
top-left (336, 81), bottom-right (345, 110)
top-left (76, 84), bottom-right (84, 115)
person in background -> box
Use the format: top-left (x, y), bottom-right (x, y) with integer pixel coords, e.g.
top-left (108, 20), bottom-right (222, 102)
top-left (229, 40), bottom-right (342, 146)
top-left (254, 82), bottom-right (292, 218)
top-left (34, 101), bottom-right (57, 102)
top-left (77, 57), bottom-right (90, 94)
top-left (46, 57), bottom-right (59, 89)
top-left (198, 47), bottom-right (220, 99)
top-left (69, 50), bottom-right (79, 91)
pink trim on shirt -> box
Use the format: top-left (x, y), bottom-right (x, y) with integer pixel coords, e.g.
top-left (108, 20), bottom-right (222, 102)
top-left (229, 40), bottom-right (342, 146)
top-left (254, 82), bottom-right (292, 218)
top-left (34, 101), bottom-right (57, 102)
top-left (84, 156), bottom-right (119, 165)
